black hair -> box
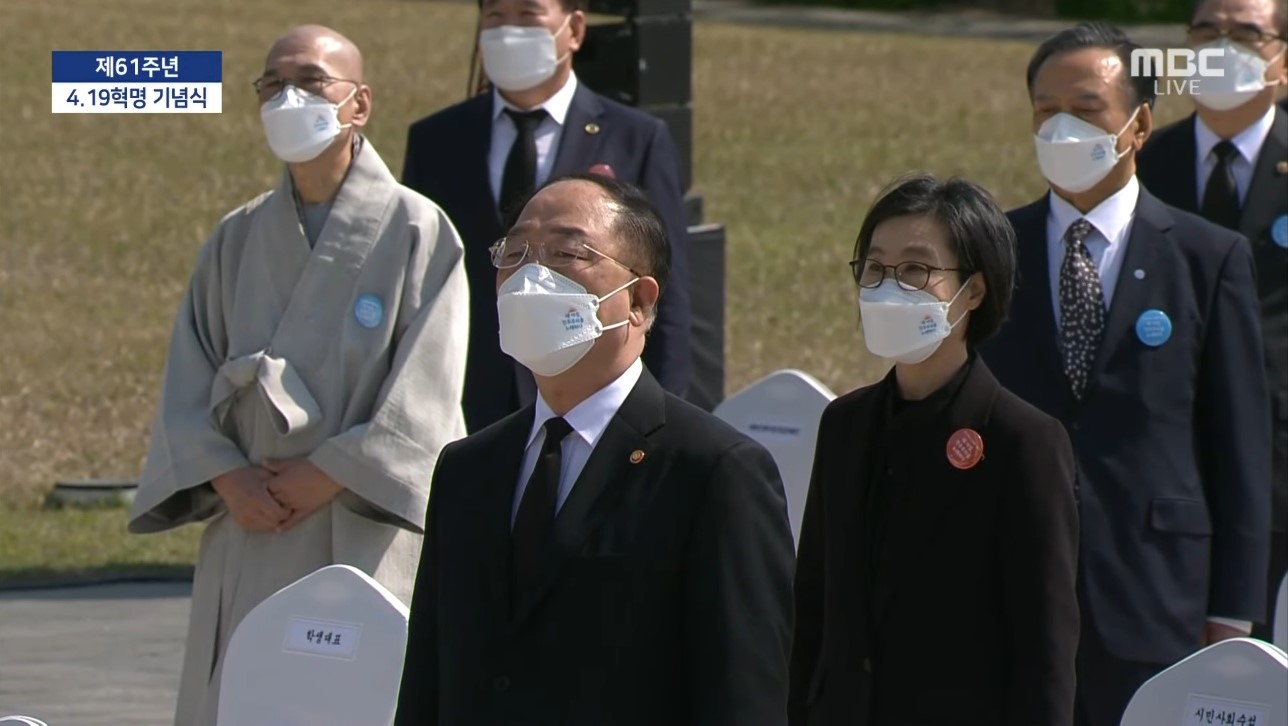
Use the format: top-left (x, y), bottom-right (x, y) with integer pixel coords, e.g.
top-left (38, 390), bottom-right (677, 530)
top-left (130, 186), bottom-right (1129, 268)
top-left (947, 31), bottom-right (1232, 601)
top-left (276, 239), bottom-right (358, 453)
top-left (1189, 0), bottom-right (1288, 38)
top-left (852, 173), bottom-right (1017, 347)
top-left (1026, 22), bottom-right (1158, 109)
top-left (507, 172), bottom-right (671, 296)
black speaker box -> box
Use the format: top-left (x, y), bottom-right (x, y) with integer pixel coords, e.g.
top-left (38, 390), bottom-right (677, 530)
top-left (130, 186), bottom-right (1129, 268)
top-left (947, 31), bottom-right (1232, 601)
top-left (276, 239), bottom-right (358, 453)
top-left (573, 17), bottom-right (692, 107)
top-left (683, 223), bottom-right (726, 412)
top-left (683, 192), bottom-right (703, 227)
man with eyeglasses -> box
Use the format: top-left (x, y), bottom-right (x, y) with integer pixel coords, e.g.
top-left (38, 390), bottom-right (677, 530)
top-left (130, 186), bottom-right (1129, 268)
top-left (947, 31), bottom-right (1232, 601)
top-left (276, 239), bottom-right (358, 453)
top-left (1138, 0), bottom-right (1288, 646)
top-left (129, 25), bottom-right (469, 726)
top-left (394, 173), bottom-right (794, 726)
top-left (401, 0), bottom-right (692, 437)
top-left (979, 22), bottom-right (1271, 726)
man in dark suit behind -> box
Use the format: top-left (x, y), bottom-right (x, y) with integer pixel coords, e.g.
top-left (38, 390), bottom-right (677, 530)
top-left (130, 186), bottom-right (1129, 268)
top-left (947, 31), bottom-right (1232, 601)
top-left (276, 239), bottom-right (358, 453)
top-left (402, 0), bottom-right (692, 433)
top-left (394, 174), bottom-right (794, 726)
top-left (1138, 0), bottom-right (1288, 642)
top-left (979, 23), bottom-right (1272, 726)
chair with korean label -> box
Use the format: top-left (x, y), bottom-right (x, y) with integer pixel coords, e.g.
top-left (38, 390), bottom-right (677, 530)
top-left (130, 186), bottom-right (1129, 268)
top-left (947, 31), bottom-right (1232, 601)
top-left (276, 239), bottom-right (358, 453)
top-left (217, 564), bottom-right (410, 726)
top-left (1120, 637), bottom-right (1288, 726)
top-left (713, 369), bottom-right (836, 549)
top-left (1274, 572), bottom-right (1288, 652)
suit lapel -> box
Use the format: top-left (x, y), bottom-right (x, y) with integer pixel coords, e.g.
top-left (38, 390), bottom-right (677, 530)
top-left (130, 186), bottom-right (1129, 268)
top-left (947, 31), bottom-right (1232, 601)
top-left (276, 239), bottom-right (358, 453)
top-left (550, 84), bottom-right (607, 178)
top-left (1089, 190), bottom-right (1169, 385)
top-left (1012, 197), bottom-right (1065, 378)
top-left (1172, 115), bottom-right (1201, 211)
top-left (511, 370), bottom-right (667, 627)
top-left (1239, 106), bottom-right (1288, 241)
top-left (872, 360), bottom-right (999, 626)
top-left (462, 93), bottom-right (504, 228)
top-left (482, 409), bottom-right (536, 626)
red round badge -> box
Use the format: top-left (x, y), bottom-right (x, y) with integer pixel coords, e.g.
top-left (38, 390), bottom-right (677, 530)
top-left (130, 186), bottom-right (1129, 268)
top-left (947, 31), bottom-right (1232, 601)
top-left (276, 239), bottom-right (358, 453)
top-left (946, 428), bottom-right (984, 470)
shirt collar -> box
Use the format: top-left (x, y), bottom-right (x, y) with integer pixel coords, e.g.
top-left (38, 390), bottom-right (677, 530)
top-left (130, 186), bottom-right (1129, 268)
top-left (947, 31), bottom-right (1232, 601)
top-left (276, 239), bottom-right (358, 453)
top-left (1048, 175), bottom-right (1139, 244)
top-left (1194, 105), bottom-right (1277, 166)
top-left (527, 357), bottom-right (643, 451)
top-left (492, 71), bottom-right (579, 126)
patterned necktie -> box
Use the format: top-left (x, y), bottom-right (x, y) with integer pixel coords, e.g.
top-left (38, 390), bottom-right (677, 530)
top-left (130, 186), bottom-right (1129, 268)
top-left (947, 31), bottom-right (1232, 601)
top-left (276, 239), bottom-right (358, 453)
top-left (499, 108), bottom-right (549, 220)
top-left (1059, 218), bottom-right (1105, 401)
top-left (512, 416), bottom-right (573, 593)
top-left (1201, 139), bottom-right (1241, 230)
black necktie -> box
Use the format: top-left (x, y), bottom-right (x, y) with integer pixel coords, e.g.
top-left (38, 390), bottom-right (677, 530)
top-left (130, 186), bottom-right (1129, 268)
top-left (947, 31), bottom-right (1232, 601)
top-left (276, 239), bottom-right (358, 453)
top-left (1201, 139), bottom-right (1241, 230)
top-left (512, 416), bottom-right (573, 592)
top-left (1059, 218), bottom-right (1106, 401)
top-left (499, 108), bottom-right (548, 220)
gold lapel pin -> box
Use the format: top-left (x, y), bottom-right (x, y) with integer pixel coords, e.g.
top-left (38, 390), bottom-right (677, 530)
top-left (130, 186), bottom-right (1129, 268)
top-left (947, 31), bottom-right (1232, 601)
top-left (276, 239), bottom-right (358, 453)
top-left (629, 450), bottom-right (645, 464)
top-left (1276, 160), bottom-right (1288, 175)
top-left (584, 122), bottom-right (601, 135)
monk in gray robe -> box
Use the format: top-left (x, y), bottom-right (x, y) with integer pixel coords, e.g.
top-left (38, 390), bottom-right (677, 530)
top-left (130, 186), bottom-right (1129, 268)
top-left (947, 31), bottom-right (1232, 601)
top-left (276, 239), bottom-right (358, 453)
top-left (128, 25), bottom-right (469, 725)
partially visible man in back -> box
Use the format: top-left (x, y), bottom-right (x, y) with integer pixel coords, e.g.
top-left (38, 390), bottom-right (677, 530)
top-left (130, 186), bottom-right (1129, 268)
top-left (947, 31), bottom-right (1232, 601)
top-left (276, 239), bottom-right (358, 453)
top-left (1138, 0), bottom-right (1288, 643)
top-left (129, 25), bottom-right (469, 726)
top-left (402, 0), bottom-right (693, 433)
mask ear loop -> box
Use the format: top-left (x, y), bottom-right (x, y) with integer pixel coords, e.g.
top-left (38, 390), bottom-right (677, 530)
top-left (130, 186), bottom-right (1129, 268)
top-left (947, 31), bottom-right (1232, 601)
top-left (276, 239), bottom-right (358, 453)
top-left (594, 277), bottom-right (641, 332)
top-left (334, 86), bottom-right (360, 131)
top-left (1112, 105), bottom-right (1143, 162)
top-left (943, 273), bottom-right (976, 331)
top-left (552, 13), bottom-right (575, 66)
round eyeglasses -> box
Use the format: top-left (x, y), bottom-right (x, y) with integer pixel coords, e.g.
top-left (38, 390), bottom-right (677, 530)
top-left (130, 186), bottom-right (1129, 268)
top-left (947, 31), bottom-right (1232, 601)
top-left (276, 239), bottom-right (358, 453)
top-left (852, 258), bottom-right (960, 291)
top-left (1186, 23), bottom-right (1286, 48)
top-left (252, 73), bottom-right (359, 102)
top-left (489, 236), bottom-right (640, 274)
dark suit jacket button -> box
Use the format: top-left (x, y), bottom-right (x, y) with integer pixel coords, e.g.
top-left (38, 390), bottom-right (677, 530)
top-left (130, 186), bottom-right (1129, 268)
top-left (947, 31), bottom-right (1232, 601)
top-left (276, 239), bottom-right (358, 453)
top-left (863, 657), bottom-right (873, 674)
top-left (493, 676), bottom-right (511, 692)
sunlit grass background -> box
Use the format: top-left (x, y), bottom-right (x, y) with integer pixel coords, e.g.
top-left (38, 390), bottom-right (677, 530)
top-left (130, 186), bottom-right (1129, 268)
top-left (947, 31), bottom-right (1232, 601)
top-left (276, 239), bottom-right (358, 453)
top-left (0, 0), bottom-right (1192, 580)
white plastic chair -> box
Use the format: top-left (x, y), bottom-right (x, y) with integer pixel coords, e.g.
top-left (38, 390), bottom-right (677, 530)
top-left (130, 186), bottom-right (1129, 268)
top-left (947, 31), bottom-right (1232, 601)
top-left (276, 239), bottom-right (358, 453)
top-left (1120, 637), bottom-right (1288, 726)
top-left (217, 564), bottom-right (410, 726)
top-left (714, 369), bottom-right (836, 548)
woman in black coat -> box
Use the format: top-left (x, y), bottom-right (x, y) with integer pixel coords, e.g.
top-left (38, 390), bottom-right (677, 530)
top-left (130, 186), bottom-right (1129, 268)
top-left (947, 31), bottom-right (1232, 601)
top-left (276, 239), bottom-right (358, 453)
top-left (788, 173), bottom-right (1080, 726)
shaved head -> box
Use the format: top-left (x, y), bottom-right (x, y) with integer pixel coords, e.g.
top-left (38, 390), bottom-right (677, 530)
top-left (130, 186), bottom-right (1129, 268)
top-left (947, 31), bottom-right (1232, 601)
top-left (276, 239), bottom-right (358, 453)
top-left (265, 24), bottom-right (364, 82)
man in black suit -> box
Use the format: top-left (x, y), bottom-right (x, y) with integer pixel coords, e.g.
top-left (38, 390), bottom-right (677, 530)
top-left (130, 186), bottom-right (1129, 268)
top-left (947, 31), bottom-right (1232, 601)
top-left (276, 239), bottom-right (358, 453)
top-left (1138, 0), bottom-right (1288, 643)
top-left (394, 174), bottom-right (794, 726)
top-left (402, 0), bottom-right (692, 433)
top-left (979, 22), bottom-right (1272, 726)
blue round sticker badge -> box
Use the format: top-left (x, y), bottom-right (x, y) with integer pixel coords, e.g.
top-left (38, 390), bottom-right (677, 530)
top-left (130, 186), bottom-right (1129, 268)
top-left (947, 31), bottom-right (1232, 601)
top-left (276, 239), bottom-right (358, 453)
top-left (1272, 214), bottom-right (1288, 249)
top-left (354, 294), bottom-right (384, 329)
top-left (1135, 309), bottom-right (1172, 348)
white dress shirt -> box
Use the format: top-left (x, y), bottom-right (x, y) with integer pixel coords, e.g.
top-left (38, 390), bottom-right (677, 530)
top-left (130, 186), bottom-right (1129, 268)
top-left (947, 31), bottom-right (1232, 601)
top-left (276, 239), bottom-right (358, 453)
top-left (1046, 175), bottom-right (1140, 322)
top-left (1194, 106), bottom-right (1277, 206)
top-left (489, 72), bottom-right (580, 208)
top-left (511, 357), bottom-right (643, 526)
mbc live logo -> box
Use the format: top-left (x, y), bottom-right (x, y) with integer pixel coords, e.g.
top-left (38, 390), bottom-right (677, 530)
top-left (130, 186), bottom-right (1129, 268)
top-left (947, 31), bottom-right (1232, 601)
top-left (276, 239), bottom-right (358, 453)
top-left (1130, 48), bottom-right (1227, 95)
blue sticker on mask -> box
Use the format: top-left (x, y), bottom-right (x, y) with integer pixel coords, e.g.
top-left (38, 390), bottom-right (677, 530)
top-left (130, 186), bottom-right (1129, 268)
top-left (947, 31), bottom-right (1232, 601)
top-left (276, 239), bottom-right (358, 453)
top-left (354, 294), bottom-right (384, 329)
top-left (563, 308), bottom-right (585, 331)
top-left (918, 315), bottom-right (938, 336)
top-left (1090, 143), bottom-right (1107, 161)
top-left (1135, 309), bottom-right (1172, 347)
top-left (313, 113), bottom-right (330, 132)
top-left (1272, 214), bottom-right (1288, 249)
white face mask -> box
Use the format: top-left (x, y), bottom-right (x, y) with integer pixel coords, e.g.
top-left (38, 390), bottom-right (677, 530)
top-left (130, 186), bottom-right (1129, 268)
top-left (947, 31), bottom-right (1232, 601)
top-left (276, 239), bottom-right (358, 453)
top-left (859, 278), bottom-right (970, 365)
top-left (260, 85), bottom-right (356, 164)
top-left (479, 16), bottom-right (572, 93)
top-left (497, 263), bottom-right (638, 377)
top-left (1191, 39), bottom-right (1286, 111)
top-left (1033, 107), bottom-right (1140, 193)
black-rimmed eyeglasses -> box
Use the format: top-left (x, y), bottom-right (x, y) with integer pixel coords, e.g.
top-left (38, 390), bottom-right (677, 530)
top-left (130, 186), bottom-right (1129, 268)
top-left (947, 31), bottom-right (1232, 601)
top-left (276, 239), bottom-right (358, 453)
top-left (851, 258), bottom-right (960, 291)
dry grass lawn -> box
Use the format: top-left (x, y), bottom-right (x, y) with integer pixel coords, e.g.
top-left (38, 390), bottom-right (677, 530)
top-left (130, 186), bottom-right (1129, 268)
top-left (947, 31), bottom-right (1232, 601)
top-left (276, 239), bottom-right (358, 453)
top-left (0, 0), bottom-right (1192, 578)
